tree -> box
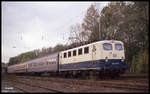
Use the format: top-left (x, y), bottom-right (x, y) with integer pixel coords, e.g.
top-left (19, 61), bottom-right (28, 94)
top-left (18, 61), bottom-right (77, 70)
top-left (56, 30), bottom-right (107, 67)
top-left (53, 44), bottom-right (66, 53)
top-left (68, 4), bottom-right (101, 45)
top-left (100, 1), bottom-right (149, 73)
top-left (82, 4), bottom-right (100, 42)
top-left (2, 62), bottom-right (7, 67)
top-left (68, 23), bottom-right (90, 44)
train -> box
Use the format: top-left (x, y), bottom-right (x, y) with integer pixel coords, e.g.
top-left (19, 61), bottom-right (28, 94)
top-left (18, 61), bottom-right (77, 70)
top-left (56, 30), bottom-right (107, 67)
top-left (7, 40), bottom-right (128, 78)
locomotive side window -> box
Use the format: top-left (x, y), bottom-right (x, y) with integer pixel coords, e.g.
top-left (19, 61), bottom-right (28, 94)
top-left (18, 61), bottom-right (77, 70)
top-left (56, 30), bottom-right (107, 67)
top-left (68, 51), bottom-right (71, 57)
top-left (84, 47), bottom-right (89, 54)
top-left (73, 50), bottom-right (76, 56)
top-left (103, 43), bottom-right (112, 50)
top-left (78, 48), bottom-right (82, 55)
top-left (115, 44), bottom-right (122, 50)
top-left (64, 52), bottom-right (67, 58)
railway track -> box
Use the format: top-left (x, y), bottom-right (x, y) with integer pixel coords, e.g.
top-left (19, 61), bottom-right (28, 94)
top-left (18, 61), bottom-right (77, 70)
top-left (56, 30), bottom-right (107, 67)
top-left (16, 75), bottom-right (148, 85)
top-left (4, 76), bottom-right (101, 93)
top-left (4, 78), bottom-right (64, 93)
top-left (10, 85), bottom-right (29, 93)
top-left (2, 74), bottom-right (149, 93)
top-left (14, 75), bottom-right (149, 92)
top-left (2, 81), bottom-right (28, 93)
top-left (101, 82), bottom-right (148, 91)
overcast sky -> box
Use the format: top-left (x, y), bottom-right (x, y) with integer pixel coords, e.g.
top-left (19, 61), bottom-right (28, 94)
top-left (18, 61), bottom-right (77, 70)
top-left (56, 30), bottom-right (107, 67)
top-left (2, 1), bottom-right (108, 63)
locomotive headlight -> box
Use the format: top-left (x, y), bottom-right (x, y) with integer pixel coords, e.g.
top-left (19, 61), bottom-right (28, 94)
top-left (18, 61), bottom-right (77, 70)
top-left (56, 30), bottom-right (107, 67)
top-left (105, 57), bottom-right (108, 62)
top-left (121, 56), bottom-right (124, 62)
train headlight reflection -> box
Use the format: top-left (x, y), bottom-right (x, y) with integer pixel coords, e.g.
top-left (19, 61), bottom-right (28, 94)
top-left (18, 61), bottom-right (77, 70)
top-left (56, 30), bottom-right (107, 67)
top-left (105, 57), bottom-right (108, 62)
top-left (121, 57), bottom-right (124, 62)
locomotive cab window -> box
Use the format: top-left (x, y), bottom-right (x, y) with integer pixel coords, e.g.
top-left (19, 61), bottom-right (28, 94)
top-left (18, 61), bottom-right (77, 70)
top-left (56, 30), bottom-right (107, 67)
top-left (73, 50), bottom-right (76, 56)
top-left (78, 48), bottom-right (82, 55)
top-left (103, 43), bottom-right (112, 50)
top-left (115, 44), bottom-right (123, 50)
top-left (64, 52), bottom-right (67, 58)
top-left (84, 47), bottom-right (89, 54)
top-left (68, 51), bottom-right (71, 57)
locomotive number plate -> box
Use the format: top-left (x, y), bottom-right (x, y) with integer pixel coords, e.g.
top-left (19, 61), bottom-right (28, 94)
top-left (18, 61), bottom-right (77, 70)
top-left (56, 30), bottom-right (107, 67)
top-left (112, 62), bottom-right (119, 65)
top-left (113, 54), bottom-right (117, 57)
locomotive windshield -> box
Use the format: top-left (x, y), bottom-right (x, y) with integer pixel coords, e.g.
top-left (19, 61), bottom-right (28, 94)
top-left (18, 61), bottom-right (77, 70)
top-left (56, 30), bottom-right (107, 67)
top-left (103, 43), bottom-right (112, 50)
top-left (115, 44), bottom-right (123, 50)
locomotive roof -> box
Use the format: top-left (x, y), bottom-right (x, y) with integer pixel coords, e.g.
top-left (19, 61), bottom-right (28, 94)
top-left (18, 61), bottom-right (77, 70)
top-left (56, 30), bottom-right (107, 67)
top-left (60, 40), bottom-right (123, 53)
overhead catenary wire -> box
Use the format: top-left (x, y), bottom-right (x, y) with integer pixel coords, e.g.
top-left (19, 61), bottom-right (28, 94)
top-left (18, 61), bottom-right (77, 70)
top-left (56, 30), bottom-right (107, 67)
top-left (17, 5), bottom-right (88, 50)
top-left (51, 8), bottom-right (87, 45)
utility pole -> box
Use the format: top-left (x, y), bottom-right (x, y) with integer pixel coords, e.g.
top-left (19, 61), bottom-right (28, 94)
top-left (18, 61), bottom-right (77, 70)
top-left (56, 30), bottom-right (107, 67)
top-left (100, 16), bottom-right (102, 40)
top-left (94, 2), bottom-right (103, 41)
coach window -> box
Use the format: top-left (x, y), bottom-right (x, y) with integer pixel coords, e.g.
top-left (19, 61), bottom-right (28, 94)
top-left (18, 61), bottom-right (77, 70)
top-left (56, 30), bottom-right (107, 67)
top-left (73, 50), bottom-right (76, 56)
top-left (29, 64), bottom-right (31, 67)
top-left (34, 63), bottom-right (36, 66)
top-left (84, 47), bottom-right (89, 54)
top-left (68, 51), bottom-right (71, 57)
top-left (78, 48), bottom-right (82, 55)
top-left (103, 43), bottom-right (112, 50)
top-left (64, 52), bottom-right (67, 58)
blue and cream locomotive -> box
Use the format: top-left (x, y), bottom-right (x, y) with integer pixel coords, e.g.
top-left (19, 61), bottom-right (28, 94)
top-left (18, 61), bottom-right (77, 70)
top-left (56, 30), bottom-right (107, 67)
top-left (7, 40), bottom-right (127, 78)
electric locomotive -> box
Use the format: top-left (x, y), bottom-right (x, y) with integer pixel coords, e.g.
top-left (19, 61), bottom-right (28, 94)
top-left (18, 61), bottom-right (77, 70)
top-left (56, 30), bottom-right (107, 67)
top-left (7, 40), bottom-right (127, 78)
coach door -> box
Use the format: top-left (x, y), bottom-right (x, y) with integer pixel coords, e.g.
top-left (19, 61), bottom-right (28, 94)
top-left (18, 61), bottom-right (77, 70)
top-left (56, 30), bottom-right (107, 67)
top-left (59, 53), bottom-right (62, 70)
top-left (92, 45), bottom-right (97, 61)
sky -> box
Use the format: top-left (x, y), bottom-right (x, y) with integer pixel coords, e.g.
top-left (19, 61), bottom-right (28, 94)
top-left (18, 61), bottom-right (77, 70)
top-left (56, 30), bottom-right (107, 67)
top-left (2, 1), bottom-right (108, 63)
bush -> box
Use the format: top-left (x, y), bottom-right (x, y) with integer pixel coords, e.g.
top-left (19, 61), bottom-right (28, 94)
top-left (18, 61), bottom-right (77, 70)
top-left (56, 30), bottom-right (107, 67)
top-left (136, 49), bottom-right (149, 74)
